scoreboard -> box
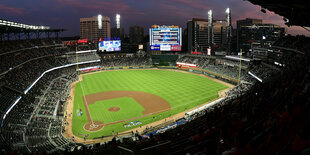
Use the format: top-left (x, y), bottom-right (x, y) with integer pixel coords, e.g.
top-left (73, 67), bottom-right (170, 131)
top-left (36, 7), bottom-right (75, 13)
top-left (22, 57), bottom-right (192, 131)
top-left (98, 40), bottom-right (121, 52)
top-left (150, 25), bottom-right (182, 51)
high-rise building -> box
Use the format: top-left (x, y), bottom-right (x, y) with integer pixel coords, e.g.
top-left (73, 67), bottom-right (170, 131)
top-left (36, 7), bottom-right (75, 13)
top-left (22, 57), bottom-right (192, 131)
top-left (80, 15), bottom-right (111, 41)
top-left (187, 18), bottom-right (208, 53)
top-left (213, 20), bottom-right (228, 48)
top-left (111, 27), bottom-right (125, 40)
top-left (187, 18), bottom-right (228, 53)
top-left (237, 18), bottom-right (285, 54)
top-left (236, 18), bottom-right (262, 52)
top-left (129, 26), bottom-right (144, 43)
top-left (237, 18), bottom-right (262, 31)
top-left (182, 28), bottom-right (188, 53)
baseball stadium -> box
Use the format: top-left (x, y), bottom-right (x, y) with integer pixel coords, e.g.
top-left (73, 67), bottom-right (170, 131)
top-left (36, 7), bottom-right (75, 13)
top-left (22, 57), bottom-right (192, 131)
top-left (67, 68), bottom-right (232, 140)
top-left (1, 0), bottom-right (310, 154)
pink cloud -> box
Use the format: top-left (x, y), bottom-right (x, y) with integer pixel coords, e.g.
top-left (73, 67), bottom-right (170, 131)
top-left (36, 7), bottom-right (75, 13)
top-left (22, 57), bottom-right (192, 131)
top-left (0, 4), bottom-right (24, 15)
top-left (169, 0), bottom-right (215, 10)
top-left (159, 4), bottom-right (195, 19)
top-left (55, 0), bottom-right (144, 16)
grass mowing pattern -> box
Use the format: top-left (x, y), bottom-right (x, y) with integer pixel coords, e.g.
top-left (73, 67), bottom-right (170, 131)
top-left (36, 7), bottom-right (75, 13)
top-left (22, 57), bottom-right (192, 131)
top-left (72, 70), bottom-right (228, 138)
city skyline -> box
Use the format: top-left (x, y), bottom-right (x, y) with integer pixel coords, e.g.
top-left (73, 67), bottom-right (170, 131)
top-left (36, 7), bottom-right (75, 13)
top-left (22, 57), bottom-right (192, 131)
top-left (1, 0), bottom-right (309, 37)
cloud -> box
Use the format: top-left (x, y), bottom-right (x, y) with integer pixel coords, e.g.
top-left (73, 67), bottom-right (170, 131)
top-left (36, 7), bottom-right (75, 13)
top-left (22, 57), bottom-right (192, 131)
top-left (54, 0), bottom-right (144, 16)
top-left (169, 0), bottom-right (217, 10)
top-left (0, 4), bottom-right (24, 15)
top-left (287, 26), bottom-right (310, 36)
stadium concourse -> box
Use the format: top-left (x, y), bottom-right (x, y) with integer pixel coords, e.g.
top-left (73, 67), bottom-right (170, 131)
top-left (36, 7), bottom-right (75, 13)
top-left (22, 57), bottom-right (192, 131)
top-left (0, 36), bottom-right (309, 154)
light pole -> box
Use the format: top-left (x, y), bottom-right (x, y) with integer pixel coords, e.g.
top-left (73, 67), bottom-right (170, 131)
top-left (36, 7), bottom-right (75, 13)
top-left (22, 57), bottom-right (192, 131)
top-left (116, 14), bottom-right (120, 29)
top-left (208, 10), bottom-right (213, 46)
top-left (226, 8), bottom-right (231, 53)
top-left (238, 49), bottom-right (242, 84)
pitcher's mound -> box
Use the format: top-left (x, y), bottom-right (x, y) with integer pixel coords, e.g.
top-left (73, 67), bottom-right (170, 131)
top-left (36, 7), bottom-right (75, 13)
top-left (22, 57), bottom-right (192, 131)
top-left (108, 107), bottom-right (120, 112)
top-left (84, 121), bottom-right (104, 132)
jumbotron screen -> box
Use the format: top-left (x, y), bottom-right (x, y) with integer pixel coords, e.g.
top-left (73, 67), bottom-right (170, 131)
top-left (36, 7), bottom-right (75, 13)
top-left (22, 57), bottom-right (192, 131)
top-left (149, 25), bottom-right (182, 51)
top-left (98, 40), bottom-right (121, 52)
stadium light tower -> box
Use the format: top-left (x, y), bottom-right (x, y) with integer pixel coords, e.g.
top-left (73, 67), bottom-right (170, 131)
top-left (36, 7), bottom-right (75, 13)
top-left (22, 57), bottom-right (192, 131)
top-left (226, 8), bottom-right (231, 36)
top-left (226, 8), bottom-right (232, 53)
top-left (98, 14), bottom-right (102, 29)
top-left (116, 14), bottom-right (120, 29)
top-left (208, 10), bottom-right (214, 45)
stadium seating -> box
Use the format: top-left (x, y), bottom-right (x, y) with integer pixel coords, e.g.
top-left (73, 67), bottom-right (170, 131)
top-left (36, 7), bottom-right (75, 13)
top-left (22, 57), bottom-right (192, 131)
top-left (177, 55), bottom-right (256, 83)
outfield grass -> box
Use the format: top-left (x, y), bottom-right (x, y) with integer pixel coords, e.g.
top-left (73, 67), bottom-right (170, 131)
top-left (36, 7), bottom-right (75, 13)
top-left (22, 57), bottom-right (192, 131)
top-left (72, 69), bottom-right (228, 138)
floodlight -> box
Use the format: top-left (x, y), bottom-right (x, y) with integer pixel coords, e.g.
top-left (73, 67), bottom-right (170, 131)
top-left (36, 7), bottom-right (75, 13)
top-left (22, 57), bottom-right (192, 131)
top-left (116, 14), bottom-right (120, 29)
top-left (225, 8), bottom-right (230, 14)
top-left (208, 10), bottom-right (212, 16)
top-left (98, 14), bottom-right (102, 29)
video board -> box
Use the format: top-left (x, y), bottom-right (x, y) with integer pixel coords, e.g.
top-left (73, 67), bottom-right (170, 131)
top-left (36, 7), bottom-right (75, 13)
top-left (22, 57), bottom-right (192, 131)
top-left (150, 25), bottom-right (182, 51)
top-left (99, 40), bottom-right (121, 52)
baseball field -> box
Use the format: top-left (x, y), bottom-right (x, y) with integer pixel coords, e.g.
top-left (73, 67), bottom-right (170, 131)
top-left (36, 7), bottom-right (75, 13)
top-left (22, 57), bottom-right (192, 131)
top-left (70, 69), bottom-right (229, 139)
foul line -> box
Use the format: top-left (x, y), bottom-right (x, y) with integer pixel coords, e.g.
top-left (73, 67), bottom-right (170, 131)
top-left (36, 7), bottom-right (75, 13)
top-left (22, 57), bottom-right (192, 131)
top-left (80, 80), bottom-right (94, 125)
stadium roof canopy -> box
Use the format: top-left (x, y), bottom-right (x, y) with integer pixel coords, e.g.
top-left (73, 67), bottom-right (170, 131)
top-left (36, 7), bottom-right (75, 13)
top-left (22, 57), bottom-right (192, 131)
top-left (247, 0), bottom-right (310, 27)
top-left (0, 19), bottom-right (66, 40)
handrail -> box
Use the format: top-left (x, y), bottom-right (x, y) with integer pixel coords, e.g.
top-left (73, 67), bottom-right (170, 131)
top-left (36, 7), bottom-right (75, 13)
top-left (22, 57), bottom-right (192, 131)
top-left (118, 146), bottom-right (134, 154)
top-left (141, 141), bottom-right (171, 151)
top-left (271, 45), bottom-right (304, 55)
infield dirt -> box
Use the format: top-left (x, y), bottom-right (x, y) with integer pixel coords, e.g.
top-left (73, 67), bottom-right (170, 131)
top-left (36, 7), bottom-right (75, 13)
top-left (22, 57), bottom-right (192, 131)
top-left (82, 91), bottom-right (171, 132)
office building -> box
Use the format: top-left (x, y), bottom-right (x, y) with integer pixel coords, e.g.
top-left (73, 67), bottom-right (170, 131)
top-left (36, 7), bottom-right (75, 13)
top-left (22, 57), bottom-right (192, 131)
top-left (187, 18), bottom-right (229, 53)
top-left (111, 27), bottom-right (125, 40)
top-left (213, 20), bottom-right (228, 49)
top-left (129, 26), bottom-right (144, 43)
top-left (237, 18), bottom-right (285, 54)
top-left (80, 15), bottom-right (111, 41)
